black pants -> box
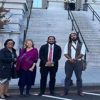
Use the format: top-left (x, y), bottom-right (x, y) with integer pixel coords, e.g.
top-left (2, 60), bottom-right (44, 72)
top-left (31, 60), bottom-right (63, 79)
top-left (40, 67), bottom-right (57, 94)
top-left (64, 60), bottom-right (83, 93)
top-left (18, 68), bottom-right (36, 95)
top-left (69, 3), bottom-right (75, 10)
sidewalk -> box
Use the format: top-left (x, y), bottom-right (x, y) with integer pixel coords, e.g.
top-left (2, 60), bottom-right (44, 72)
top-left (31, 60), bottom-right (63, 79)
top-left (6, 85), bottom-right (100, 100)
top-left (9, 85), bottom-right (100, 94)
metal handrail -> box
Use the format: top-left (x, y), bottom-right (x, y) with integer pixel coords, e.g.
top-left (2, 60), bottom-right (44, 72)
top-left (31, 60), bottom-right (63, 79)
top-left (23, 0), bottom-right (33, 46)
top-left (88, 4), bottom-right (100, 22)
top-left (68, 9), bottom-right (89, 52)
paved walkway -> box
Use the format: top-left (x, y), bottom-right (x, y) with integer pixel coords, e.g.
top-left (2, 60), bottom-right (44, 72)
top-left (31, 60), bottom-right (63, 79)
top-left (3, 86), bottom-right (100, 100)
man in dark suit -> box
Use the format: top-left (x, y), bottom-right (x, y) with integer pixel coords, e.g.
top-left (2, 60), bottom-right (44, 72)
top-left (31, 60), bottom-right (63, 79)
top-left (39, 36), bottom-right (61, 96)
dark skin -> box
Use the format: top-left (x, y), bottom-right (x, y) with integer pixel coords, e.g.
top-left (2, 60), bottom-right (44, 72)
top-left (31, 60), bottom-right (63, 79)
top-left (64, 33), bottom-right (83, 64)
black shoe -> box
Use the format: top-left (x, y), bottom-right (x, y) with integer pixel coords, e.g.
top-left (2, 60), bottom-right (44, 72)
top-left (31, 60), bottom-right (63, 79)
top-left (26, 93), bottom-right (31, 96)
top-left (4, 94), bottom-right (10, 98)
top-left (77, 92), bottom-right (84, 97)
top-left (38, 92), bottom-right (44, 96)
top-left (50, 92), bottom-right (54, 96)
top-left (19, 94), bottom-right (24, 97)
top-left (70, 80), bottom-right (73, 86)
top-left (25, 94), bottom-right (32, 97)
top-left (64, 91), bottom-right (68, 96)
top-left (0, 95), bottom-right (5, 99)
top-left (61, 91), bottom-right (68, 96)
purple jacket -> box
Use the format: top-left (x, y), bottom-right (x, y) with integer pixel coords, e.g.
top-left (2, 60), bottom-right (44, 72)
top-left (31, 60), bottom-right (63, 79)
top-left (16, 48), bottom-right (38, 71)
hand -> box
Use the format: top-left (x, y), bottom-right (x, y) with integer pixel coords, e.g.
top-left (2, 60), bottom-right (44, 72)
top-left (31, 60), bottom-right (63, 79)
top-left (45, 61), bottom-right (52, 66)
top-left (3, 19), bottom-right (10, 24)
top-left (14, 58), bottom-right (17, 62)
top-left (73, 59), bottom-right (77, 63)
top-left (69, 59), bottom-right (76, 64)
top-left (12, 58), bottom-right (17, 63)
top-left (29, 67), bottom-right (33, 72)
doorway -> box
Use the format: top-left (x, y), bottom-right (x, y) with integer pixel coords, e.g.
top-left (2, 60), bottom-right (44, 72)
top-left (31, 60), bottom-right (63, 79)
top-left (33, 0), bottom-right (42, 8)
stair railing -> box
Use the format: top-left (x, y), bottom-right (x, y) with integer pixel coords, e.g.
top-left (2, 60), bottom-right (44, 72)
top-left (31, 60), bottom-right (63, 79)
top-left (68, 6), bottom-right (89, 52)
top-left (23, 0), bottom-right (33, 46)
top-left (88, 4), bottom-right (100, 22)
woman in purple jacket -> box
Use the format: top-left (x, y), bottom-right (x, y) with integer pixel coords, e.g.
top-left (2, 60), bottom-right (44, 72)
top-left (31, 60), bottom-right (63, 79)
top-left (16, 39), bottom-right (38, 96)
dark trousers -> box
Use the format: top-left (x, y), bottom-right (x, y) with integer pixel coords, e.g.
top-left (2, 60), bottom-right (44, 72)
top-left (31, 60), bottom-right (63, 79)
top-left (40, 67), bottom-right (56, 94)
top-left (19, 84), bottom-right (31, 95)
top-left (69, 3), bottom-right (75, 10)
top-left (18, 70), bottom-right (32, 95)
top-left (64, 60), bottom-right (83, 93)
top-left (18, 68), bottom-right (36, 95)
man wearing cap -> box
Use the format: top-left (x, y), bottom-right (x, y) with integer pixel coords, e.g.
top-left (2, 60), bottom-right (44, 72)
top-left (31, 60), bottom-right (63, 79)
top-left (63, 32), bottom-right (85, 96)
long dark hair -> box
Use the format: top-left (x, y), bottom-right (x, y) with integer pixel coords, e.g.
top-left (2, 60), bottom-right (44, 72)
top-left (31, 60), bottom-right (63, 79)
top-left (68, 33), bottom-right (81, 43)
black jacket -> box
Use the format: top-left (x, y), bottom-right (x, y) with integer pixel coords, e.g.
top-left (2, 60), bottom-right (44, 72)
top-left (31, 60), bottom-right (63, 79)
top-left (0, 48), bottom-right (17, 79)
top-left (39, 44), bottom-right (61, 71)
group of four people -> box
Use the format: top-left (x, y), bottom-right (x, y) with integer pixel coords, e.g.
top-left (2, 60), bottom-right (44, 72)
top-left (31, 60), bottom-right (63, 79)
top-left (0, 32), bottom-right (85, 99)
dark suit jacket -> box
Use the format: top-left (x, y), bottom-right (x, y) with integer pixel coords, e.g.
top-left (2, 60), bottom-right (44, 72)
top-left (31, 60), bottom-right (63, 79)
top-left (39, 44), bottom-right (61, 71)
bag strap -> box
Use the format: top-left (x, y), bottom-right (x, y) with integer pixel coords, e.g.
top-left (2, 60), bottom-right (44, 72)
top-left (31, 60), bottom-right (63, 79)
top-left (71, 44), bottom-right (86, 61)
top-left (71, 44), bottom-right (76, 51)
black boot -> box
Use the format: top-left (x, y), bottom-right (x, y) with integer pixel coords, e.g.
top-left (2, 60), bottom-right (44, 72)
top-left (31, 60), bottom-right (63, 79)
top-left (19, 86), bottom-right (24, 96)
top-left (50, 91), bottom-right (54, 95)
top-left (26, 86), bottom-right (31, 96)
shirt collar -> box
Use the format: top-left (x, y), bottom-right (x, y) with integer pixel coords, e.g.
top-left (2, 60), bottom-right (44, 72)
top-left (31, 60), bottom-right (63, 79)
top-left (48, 44), bottom-right (54, 47)
top-left (72, 41), bottom-right (78, 45)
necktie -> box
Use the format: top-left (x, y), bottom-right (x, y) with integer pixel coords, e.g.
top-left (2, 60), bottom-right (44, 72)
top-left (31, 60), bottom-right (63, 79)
top-left (48, 45), bottom-right (53, 63)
